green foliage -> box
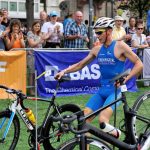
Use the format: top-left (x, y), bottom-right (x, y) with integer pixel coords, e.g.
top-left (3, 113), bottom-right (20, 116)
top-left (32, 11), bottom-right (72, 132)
top-left (128, 0), bottom-right (150, 18)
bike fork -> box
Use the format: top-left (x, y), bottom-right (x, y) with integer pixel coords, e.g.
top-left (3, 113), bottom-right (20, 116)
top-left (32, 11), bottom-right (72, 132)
top-left (78, 134), bottom-right (87, 150)
top-left (0, 111), bottom-right (15, 141)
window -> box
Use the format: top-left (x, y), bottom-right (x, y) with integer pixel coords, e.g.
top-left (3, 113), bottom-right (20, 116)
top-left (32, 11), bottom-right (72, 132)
top-left (10, 2), bottom-right (17, 11)
top-left (19, 2), bottom-right (26, 12)
top-left (34, 3), bottom-right (39, 12)
top-left (0, 1), bottom-right (8, 10)
top-left (50, 0), bottom-right (59, 6)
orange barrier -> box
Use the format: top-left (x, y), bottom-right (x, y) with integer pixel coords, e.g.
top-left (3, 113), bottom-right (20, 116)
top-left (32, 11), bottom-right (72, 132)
top-left (0, 50), bottom-right (26, 99)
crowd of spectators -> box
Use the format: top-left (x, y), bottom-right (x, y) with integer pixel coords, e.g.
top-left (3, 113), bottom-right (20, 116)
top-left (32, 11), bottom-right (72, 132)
top-left (0, 8), bottom-right (150, 92)
top-left (0, 8), bottom-right (150, 51)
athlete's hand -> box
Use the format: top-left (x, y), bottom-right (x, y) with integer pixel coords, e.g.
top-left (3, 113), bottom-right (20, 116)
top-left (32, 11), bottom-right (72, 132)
top-left (55, 71), bottom-right (65, 80)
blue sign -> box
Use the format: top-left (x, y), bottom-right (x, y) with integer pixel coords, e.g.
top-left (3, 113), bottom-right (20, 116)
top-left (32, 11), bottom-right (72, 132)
top-left (34, 50), bottom-right (101, 97)
top-left (34, 50), bottom-right (137, 98)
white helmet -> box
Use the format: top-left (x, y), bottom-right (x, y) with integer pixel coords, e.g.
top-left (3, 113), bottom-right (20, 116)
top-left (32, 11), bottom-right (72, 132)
top-left (93, 17), bottom-right (114, 29)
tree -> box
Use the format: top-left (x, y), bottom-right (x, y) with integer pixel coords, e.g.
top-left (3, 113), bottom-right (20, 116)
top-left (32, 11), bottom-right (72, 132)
top-left (128, 0), bottom-right (150, 18)
top-left (26, 0), bottom-right (34, 29)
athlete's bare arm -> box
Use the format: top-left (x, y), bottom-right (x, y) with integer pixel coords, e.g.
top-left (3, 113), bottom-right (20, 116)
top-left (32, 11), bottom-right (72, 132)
top-left (117, 41), bottom-right (143, 82)
top-left (55, 46), bottom-right (100, 80)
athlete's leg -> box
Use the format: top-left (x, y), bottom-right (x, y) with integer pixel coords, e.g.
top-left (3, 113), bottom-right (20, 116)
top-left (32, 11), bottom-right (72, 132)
top-left (99, 91), bottom-right (121, 123)
top-left (84, 93), bottom-right (105, 123)
top-left (99, 107), bottom-right (113, 123)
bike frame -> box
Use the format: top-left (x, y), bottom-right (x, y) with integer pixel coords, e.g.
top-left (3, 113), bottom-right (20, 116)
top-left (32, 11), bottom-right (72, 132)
top-left (68, 84), bottom-right (150, 149)
top-left (0, 80), bottom-right (63, 143)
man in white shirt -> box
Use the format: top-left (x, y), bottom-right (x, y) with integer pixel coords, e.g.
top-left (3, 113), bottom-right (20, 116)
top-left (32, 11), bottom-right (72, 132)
top-left (112, 16), bottom-right (126, 41)
top-left (41, 11), bottom-right (63, 48)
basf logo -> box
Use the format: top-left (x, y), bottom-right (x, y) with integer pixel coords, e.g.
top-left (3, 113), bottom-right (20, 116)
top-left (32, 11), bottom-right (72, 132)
top-left (44, 64), bottom-right (100, 81)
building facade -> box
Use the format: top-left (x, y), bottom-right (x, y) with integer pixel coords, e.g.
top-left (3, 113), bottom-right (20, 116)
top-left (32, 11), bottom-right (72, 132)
top-left (0, 0), bottom-right (115, 22)
top-left (0, 0), bottom-right (40, 19)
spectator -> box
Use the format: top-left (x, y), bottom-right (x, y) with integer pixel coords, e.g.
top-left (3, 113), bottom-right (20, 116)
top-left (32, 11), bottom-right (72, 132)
top-left (4, 19), bottom-right (25, 50)
top-left (40, 10), bottom-right (48, 26)
top-left (0, 11), bottom-right (8, 50)
top-left (146, 33), bottom-right (150, 47)
top-left (112, 15), bottom-right (126, 41)
top-left (63, 13), bottom-right (74, 29)
top-left (1, 8), bottom-right (10, 27)
top-left (125, 17), bottom-right (136, 46)
top-left (27, 20), bottom-right (45, 95)
top-left (84, 19), bottom-right (89, 29)
top-left (41, 10), bottom-right (63, 48)
top-left (27, 21), bottom-right (45, 48)
top-left (21, 23), bottom-right (27, 36)
top-left (123, 20), bottom-right (128, 28)
top-left (131, 23), bottom-right (149, 50)
top-left (64, 11), bottom-right (89, 48)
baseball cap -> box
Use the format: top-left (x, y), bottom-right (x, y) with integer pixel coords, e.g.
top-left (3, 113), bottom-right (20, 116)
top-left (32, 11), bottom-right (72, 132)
top-left (115, 16), bottom-right (124, 21)
top-left (49, 11), bottom-right (58, 17)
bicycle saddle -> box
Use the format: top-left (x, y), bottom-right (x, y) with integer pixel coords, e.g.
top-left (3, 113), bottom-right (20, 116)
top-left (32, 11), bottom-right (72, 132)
top-left (110, 69), bottom-right (131, 82)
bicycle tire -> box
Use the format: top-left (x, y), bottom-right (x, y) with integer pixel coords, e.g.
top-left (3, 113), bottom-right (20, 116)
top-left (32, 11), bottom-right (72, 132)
top-left (130, 92), bottom-right (150, 146)
top-left (0, 110), bottom-right (20, 150)
top-left (43, 103), bottom-right (81, 150)
top-left (58, 136), bottom-right (112, 150)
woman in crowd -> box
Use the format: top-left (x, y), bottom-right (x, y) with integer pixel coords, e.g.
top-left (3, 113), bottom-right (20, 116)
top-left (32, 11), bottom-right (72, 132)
top-left (131, 23), bottom-right (148, 50)
top-left (27, 20), bottom-right (45, 95)
top-left (4, 19), bottom-right (25, 50)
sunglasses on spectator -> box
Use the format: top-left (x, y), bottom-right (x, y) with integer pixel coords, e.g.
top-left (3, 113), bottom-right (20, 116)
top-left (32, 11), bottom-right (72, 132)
top-left (137, 28), bottom-right (143, 30)
top-left (95, 29), bottom-right (105, 35)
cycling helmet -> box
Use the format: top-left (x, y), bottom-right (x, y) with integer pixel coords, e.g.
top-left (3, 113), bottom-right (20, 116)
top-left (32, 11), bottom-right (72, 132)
top-left (93, 17), bottom-right (114, 29)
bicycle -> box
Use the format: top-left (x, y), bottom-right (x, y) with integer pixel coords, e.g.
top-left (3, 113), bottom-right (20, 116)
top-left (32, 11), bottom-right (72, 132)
top-left (52, 69), bottom-right (150, 150)
top-left (0, 76), bottom-right (81, 150)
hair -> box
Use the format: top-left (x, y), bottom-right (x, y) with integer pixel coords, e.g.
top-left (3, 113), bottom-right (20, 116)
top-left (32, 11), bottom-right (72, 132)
top-left (0, 11), bottom-right (4, 16)
top-left (9, 19), bottom-right (21, 33)
top-left (129, 17), bottom-right (136, 23)
top-left (136, 18), bottom-right (144, 27)
top-left (31, 20), bottom-right (41, 35)
top-left (85, 20), bottom-right (88, 25)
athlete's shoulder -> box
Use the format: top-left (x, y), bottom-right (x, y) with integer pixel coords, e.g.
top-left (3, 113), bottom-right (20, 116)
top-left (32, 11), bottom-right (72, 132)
top-left (90, 45), bottom-right (102, 57)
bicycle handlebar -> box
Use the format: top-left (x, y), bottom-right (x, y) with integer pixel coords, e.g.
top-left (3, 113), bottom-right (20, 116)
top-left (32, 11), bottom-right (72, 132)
top-left (0, 85), bottom-right (27, 100)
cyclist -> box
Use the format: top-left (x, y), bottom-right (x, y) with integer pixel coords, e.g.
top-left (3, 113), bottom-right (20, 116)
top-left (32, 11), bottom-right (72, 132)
top-left (55, 17), bottom-right (143, 131)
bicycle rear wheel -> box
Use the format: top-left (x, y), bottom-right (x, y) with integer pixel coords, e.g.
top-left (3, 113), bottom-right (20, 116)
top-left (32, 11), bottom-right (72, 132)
top-left (0, 110), bottom-right (20, 150)
top-left (58, 137), bottom-right (112, 150)
top-left (130, 92), bottom-right (150, 146)
top-left (43, 103), bottom-right (81, 150)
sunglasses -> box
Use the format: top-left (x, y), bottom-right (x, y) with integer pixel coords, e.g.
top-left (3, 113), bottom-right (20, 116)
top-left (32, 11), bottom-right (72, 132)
top-left (95, 30), bottom-right (105, 35)
top-left (137, 28), bottom-right (143, 30)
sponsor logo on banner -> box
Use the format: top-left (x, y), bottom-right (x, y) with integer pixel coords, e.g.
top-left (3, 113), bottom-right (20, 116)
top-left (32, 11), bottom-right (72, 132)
top-left (45, 65), bottom-right (59, 81)
top-left (0, 61), bottom-right (7, 72)
top-left (44, 64), bottom-right (100, 81)
top-left (34, 50), bottom-right (101, 97)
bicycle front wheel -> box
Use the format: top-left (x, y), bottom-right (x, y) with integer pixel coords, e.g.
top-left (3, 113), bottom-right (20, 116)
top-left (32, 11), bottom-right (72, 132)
top-left (130, 92), bottom-right (150, 145)
top-left (0, 110), bottom-right (20, 150)
top-left (58, 137), bottom-right (112, 150)
top-left (43, 103), bottom-right (81, 150)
